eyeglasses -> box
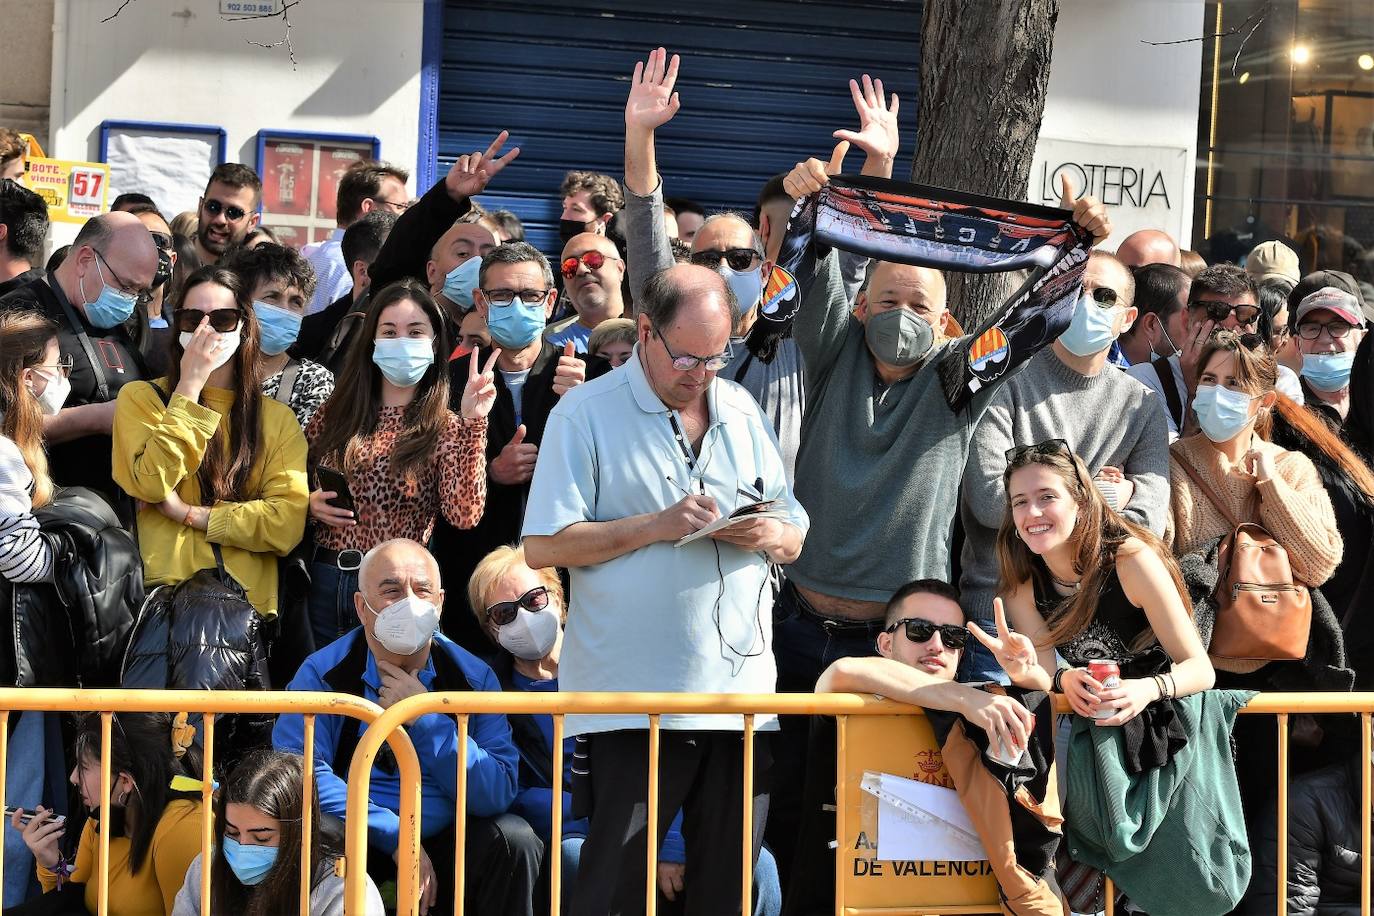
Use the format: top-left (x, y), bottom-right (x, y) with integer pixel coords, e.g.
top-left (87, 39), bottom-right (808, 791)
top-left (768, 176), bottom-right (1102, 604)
top-left (173, 307), bottom-right (243, 334)
top-left (1193, 299), bottom-right (1260, 327)
top-left (202, 198), bottom-right (248, 222)
top-left (1087, 286), bottom-right (1119, 308)
top-left (33, 356), bottom-right (74, 379)
top-left (483, 288), bottom-right (551, 308)
top-left (1297, 320), bottom-right (1356, 341)
top-left (652, 322), bottom-right (733, 372)
top-left (1005, 438), bottom-right (1070, 464)
top-left (689, 248), bottom-right (762, 272)
top-left (485, 586), bottom-right (550, 627)
top-left (561, 250), bottom-right (618, 279)
top-left (370, 196), bottom-right (412, 212)
top-left (885, 617), bottom-right (970, 649)
top-left (93, 249), bottom-right (142, 297)
top-left (148, 231), bottom-right (173, 251)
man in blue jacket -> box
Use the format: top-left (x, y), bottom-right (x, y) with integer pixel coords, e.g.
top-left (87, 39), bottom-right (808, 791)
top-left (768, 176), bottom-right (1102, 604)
top-left (273, 538), bottom-right (541, 916)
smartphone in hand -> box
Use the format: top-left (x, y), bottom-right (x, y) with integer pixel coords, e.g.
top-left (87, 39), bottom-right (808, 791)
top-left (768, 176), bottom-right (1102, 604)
top-left (315, 466), bottom-right (356, 514)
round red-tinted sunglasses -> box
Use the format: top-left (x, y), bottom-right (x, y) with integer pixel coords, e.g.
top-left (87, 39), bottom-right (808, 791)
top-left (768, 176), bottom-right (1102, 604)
top-left (561, 250), bottom-right (617, 279)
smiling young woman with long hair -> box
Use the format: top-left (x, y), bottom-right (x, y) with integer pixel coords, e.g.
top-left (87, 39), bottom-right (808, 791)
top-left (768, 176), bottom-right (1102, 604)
top-left (112, 266), bottom-right (309, 618)
top-left (303, 279), bottom-right (497, 648)
top-left (971, 440), bottom-right (1214, 724)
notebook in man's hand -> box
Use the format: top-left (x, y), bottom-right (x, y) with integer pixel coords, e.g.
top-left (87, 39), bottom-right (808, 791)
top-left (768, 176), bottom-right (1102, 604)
top-left (675, 500), bottom-right (790, 547)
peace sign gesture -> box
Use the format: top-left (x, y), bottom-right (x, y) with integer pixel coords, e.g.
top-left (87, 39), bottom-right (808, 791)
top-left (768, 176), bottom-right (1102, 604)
top-left (446, 131), bottom-right (521, 201)
top-left (626, 47), bottom-right (681, 133)
top-left (460, 345), bottom-right (502, 420)
top-left (968, 598), bottom-right (1044, 687)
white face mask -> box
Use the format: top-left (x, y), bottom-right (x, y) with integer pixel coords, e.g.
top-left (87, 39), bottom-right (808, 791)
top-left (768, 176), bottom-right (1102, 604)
top-left (179, 328), bottom-right (242, 372)
top-left (367, 595), bottom-right (440, 656)
top-left (30, 369), bottom-right (70, 416)
top-left (496, 605), bottom-right (561, 660)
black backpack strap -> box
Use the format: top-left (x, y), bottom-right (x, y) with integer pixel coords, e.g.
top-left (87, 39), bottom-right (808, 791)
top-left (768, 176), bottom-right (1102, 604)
top-left (323, 632), bottom-right (375, 777)
top-left (274, 358), bottom-right (301, 407)
top-left (1153, 357), bottom-right (1184, 429)
top-left (49, 271), bottom-right (109, 402)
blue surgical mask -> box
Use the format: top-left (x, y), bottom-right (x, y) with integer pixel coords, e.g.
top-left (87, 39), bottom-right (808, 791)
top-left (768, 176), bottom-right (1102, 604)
top-left (721, 264), bottom-right (764, 311)
top-left (485, 300), bottom-right (546, 350)
top-left (1058, 291), bottom-right (1121, 357)
top-left (1192, 383), bottom-right (1258, 443)
top-left (1301, 351), bottom-right (1356, 392)
top-left (372, 337), bottom-right (434, 387)
top-left (254, 301), bottom-right (302, 356)
top-left (222, 836), bottom-right (277, 886)
top-left (81, 256), bottom-right (139, 329)
top-left (441, 256), bottom-right (482, 313)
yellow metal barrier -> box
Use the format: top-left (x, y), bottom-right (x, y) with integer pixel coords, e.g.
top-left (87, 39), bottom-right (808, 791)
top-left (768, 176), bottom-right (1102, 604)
top-left (344, 691), bottom-right (1374, 916)
top-left (0, 688), bottom-right (418, 916)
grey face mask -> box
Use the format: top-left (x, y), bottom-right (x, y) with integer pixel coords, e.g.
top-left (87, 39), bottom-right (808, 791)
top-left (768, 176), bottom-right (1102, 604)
top-left (864, 308), bottom-right (934, 368)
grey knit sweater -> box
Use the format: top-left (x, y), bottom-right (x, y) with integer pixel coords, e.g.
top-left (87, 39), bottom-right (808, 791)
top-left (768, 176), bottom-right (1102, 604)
top-left (789, 250), bottom-right (1021, 603)
top-left (958, 345), bottom-right (1171, 625)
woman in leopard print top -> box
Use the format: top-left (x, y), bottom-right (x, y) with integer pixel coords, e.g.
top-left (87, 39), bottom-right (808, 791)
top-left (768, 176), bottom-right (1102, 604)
top-left (303, 280), bottom-right (498, 647)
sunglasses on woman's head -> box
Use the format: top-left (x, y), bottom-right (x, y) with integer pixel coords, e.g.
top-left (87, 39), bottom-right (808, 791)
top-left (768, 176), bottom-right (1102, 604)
top-left (485, 586), bottom-right (550, 627)
top-left (173, 308), bottom-right (242, 334)
top-left (1005, 438), bottom-right (1070, 464)
top-left (885, 617), bottom-right (970, 649)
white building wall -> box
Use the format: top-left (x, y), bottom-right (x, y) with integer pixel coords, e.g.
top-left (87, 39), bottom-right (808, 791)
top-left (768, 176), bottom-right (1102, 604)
top-left (1039, 0), bottom-right (1207, 249)
top-left (47, 0), bottom-right (425, 243)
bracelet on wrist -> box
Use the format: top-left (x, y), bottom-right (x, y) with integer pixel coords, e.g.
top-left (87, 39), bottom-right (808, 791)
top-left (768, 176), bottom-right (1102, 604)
top-left (182, 505), bottom-right (196, 527)
top-left (1052, 666), bottom-right (1070, 694)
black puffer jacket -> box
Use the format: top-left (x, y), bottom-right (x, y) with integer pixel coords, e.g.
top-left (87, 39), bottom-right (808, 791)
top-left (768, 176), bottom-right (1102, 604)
top-left (120, 552), bottom-right (271, 768)
top-left (0, 487), bottom-right (142, 687)
top-left (1248, 755), bottom-right (1366, 915)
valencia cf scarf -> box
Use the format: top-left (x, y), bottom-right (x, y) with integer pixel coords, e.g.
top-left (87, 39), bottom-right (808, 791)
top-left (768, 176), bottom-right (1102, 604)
top-left (750, 174), bottom-right (1094, 412)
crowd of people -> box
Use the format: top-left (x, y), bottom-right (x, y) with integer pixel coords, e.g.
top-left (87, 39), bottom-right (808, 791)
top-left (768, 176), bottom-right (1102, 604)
top-left (0, 45), bottom-right (1369, 916)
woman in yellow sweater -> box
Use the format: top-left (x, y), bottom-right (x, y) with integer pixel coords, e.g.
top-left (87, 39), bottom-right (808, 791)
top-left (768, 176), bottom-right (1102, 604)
top-left (112, 266), bottom-right (308, 618)
top-left (10, 712), bottom-right (206, 916)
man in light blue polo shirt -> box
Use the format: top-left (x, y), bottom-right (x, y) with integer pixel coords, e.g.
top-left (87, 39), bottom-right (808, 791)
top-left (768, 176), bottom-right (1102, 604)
top-left (523, 263), bottom-right (808, 916)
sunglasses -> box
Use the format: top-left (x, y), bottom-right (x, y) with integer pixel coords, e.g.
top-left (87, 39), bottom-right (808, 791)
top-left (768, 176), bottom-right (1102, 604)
top-left (148, 231), bottom-right (173, 251)
top-left (203, 198), bottom-right (248, 222)
top-left (1193, 299), bottom-right (1260, 326)
top-left (885, 617), bottom-right (970, 649)
top-left (1296, 320), bottom-right (1356, 341)
top-left (1088, 286), bottom-right (1119, 308)
top-left (173, 308), bottom-right (242, 334)
top-left (486, 586), bottom-right (550, 627)
top-left (561, 250), bottom-right (617, 279)
top-left (1005, 437), bottom-right (1070, 464)
top-left (689, 248), bottom-right (761, 272)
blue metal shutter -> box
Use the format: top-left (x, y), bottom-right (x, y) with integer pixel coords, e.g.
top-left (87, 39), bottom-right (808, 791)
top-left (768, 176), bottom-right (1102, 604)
top-left (438, 1), bottom-right (922, 259)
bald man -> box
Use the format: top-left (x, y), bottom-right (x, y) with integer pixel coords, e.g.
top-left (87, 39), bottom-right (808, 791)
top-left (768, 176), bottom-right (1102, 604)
top-left (273, 537), bottom-right (540, 916)
top-left (545, 232), bottom-right (627, 352)
top-left (523, 264), bottom-right (808, 915)
top-left (0, 211), bottom-right (158, 515)
top-left (1115, 228), bottom-right (1181, 268)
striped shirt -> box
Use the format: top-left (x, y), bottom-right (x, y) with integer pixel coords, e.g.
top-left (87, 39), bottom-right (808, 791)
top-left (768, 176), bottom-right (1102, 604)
top-left (0, 435), bottom-right (51, 582)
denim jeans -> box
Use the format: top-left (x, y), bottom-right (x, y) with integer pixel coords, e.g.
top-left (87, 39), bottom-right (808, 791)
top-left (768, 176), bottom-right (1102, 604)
top-left (959, 617), bottom-right (1011, 684)
top-left (3, 711), bottom-right (44, 908)
top-left (307, 559), bottom-right (360, 650)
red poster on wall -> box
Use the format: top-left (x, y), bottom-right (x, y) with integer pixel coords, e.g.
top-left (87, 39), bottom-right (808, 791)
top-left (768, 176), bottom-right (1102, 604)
top-left (315, 145), bottom-right (366, 220)
top-left (260, 140), bottom-right (313, 217)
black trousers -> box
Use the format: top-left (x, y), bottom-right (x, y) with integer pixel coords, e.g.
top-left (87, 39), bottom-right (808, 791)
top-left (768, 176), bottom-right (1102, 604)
top-left (571, 729), bottom-right (772, 916)
top-left (369, 812), bottom-right (543, 916)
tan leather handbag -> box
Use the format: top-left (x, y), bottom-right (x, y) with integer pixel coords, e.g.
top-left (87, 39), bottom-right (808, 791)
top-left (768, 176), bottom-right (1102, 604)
top-left (1177, 459), bottom-right (1312, 661)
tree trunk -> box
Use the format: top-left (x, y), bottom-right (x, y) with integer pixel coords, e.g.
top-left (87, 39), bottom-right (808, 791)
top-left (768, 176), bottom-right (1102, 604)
top-left (911, 0), bottom-right (1060, 328)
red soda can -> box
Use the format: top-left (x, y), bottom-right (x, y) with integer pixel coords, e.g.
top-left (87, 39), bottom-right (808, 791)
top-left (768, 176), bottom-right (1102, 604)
top-left (1087, 659), bottom-right (1121, 720)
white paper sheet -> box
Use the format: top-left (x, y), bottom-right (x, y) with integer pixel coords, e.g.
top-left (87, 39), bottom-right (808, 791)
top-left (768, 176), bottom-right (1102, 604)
top-left (860, 770), bottom-right (988, 862)
top-left (106, 130), bottom-right (219, 219)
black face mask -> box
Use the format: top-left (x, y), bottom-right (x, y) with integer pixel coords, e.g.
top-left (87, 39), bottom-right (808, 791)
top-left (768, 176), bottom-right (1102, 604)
top-left (559, 218), bottom-right (589, 245)
top-left (150, 249), bottom-right (173, 291)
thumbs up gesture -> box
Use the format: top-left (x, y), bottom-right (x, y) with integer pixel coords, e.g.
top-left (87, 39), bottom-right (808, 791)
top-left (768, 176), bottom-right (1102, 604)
top-left (490, 423), bottom-right (539, 486)
top-left (782, 141), bottom-right (850, 200)
top-left (1057, 173), bottom-right (1112, 246)
top-left (552, 340), bottom-right (586, 397)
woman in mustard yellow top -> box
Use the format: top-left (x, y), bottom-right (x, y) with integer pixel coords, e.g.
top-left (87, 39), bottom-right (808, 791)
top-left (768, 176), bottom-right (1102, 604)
top-left (112, 266), bottom-right (308, 618)
top-left (10, 712), bottom-right (207, 916)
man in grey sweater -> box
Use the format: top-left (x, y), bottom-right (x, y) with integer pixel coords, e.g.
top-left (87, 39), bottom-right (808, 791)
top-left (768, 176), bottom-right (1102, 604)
top-left (958, 251), bottom-right (1172, 680)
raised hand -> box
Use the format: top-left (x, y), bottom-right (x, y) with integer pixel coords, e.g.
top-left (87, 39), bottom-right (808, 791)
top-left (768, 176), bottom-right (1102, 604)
top-left (1058, 173), bottom-right (1111, 245)
top-left (552, 341), bottom-right (585, 397)
top-left (782, 141), bottom-right (850, 199)
top-left (833, 74), bottom-right (900, 172)
top-left (176, 315), bottom-right (224, 398)
top-left (446, 131), bottom-right (521, 201)
top-left (460, 345), bottom-right (502, 420)
top-left (626, 47), bottom-right (681, 133)
top-left (968, 597), bottom-right (1043, 687)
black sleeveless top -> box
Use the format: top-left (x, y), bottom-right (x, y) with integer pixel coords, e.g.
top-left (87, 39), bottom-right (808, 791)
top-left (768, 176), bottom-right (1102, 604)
top-left (1031, 562), bottom-right (1153, 667)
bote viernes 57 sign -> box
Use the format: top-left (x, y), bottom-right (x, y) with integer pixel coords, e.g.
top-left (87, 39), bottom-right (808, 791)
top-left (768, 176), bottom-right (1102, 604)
top-left (25, 157), bottom-right (110, 224)
top-left (1031, 137), bottom-right (1189, 250)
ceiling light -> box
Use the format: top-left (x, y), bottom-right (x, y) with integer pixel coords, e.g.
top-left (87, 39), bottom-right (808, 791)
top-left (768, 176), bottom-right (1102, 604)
top-left (1292, 44), bottom-right (1311, 65)
top-left (1359, 53), bottom-right (1374, 71)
